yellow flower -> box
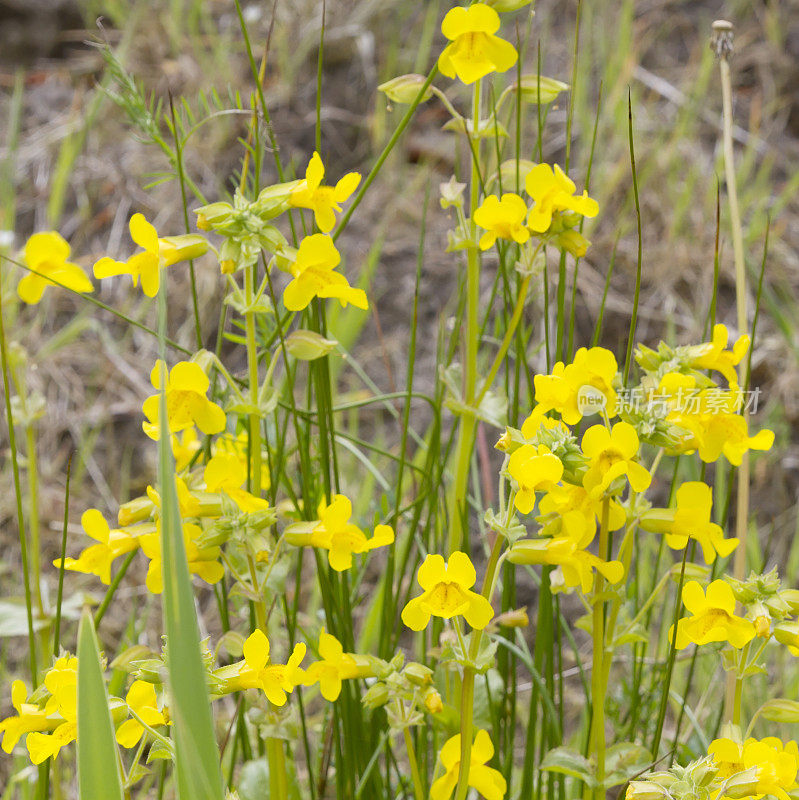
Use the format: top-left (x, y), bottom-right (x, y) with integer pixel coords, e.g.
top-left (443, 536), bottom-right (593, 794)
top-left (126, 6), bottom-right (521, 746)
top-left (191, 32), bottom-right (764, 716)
top-left (139, 521), bottom-right (224, 594)
top-left (538, 483), bottom-right (626, 535)
top-left (282, 234), bottom-right (368, 311)
top-left (581, 422), bottom-right (651, 498)
top-left (286, 494), bottom-right (394, 571)
top-left (430, 729), bottom-right (507, 800)
top-left (116, 681), bottom-right (169, 748)
top-left (214, 431), bottom-right (270, 492)
top-left (53, 508), bottom-right (139, 585)
top-left (146, 476), bottom-right (201, 519)
top-left (289, 152), bottom-right (360, 233)
top-left (17, 232), bottom-right (93, 305)
top-left (0, 681), bottom-right (54, 755)
top-left (506, 444), bottom-right (563, 514)
top-left (473, 193), bottom-right (530, 250)
top-left (688, 406), bottom-right (773, 467)
top-left (508, 511), bottom-right (624, 594)
top-left (301, 631), bottom-right (362, 702)
top-left (142, 360), bottom-right (227, 440)
top-left (665, 482), bottom-right (738, 563)
top-left (235, 629), bottom-right (306, 707)
top-left (24, 657), bottom-right (79, 765)
top-left (401, 552), bottom-right (494, 631)
top-left (203, 454), bottom-right (270, 513)
top-left (437, 4), bottom-right (518, 85)
top-left (172, 428), bottom-right (203, 472)
top-left (670, 580), bottom-right (756, 650)
top-left (709, 737), bottom-right (799, 800)
top-left (525, 163), bottom-right (598, 233)
top-left (533, 347), bottom-right (618, 425)
top-left (687, 323), bottom-right (749, 386)
top-left (26, 722), bottom-right (77, 765)
top-left (93, 213), bottom-right (200, 298)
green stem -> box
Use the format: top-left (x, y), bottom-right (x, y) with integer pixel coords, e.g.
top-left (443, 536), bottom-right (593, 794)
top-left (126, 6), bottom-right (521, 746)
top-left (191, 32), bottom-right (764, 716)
top-left (587, 499), bottom-right (610, 800)
top-left (244, 265), bottom-right (263, 497)
top-left (448, 78), bottom-right (482, 554)
top-left (452, 531), bottom-right (504, 800)
top-left (267, 736), bottom-right (289, 800)
top-left (402, 724), bottom-right (425, 800)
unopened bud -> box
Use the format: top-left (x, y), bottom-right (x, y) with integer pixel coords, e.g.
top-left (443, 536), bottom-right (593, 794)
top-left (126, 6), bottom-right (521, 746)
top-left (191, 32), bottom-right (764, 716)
top-left (404, 662), bottom-right (433, 687)
top-left (494, 608), bottom-right (530, 628)
top-left (424, 689), bottom-right (444, 714)
top-left (754, 615), bottom-right (770, 638)
top-left (286, 330), bottom-right (338, 361)
top-left (378, 74), bottom-right (433, 105)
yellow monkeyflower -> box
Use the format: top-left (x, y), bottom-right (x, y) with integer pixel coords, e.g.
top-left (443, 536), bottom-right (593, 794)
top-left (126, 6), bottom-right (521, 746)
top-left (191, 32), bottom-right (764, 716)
top-left (473, 193), bottom-right (530, 250)
top-left (24, 657), bottom-right (79, 765)
top-left (142, 360), bottom-right (227, 440)
top-left (581, 422), bottom-right (651, 498)
top-left (431, 729), bottom-right (507, 800)
top-left (171, 428), bottom-right (203, 472)
top-left (289, 152), bottom-right (361, 233)
top-left (53, 508), bottom-right (139, 585)
top-left (282, 234), bottom-right (368, 311)
top-left (682, 404), bottom-right (774, 467)
top-left (687, 323), bottom-right (749, 386)
top-left (670, 580), bottom-right (756, 650)
top-left (286, 494), bottom-right (394, 571)
top-left (26, 722), bottom-right (77, 765)
top-left (204, 454), bottom-right (270, 513)
top-left (93, 213), bottom-right (203, 298)
top-left (214, 431), bottom-right (270, 492)
top-left (508, 511), bottom-right (624, 594)
top-left (642, 482), bottom-right (738, 564)
top-left (506, 444), bottom-right (563, 515)
top-left (709, 737), bottom-right (799, 800)
top-left (401, 552), bottom-right (494, 631)
top-left (538, 483), bottom-right (626, 535)
top-left (0, 681), bottom-right (53, 755)
top-left (116, 681), bottom-right (169, 748)
top-left (438, 4), bottom-right (518, 85)
top-left (139, 522), bottom-right (224, 594)
top-left (533, 347), bottom-right (618, 425)
top-left (235, 629), bottom-right (306, 707)
top-left (525, 163), bottom-right (598, 233)
top-left (146, 476), bottom-right (201, 520)
top-left (17, 232), bottom-right (93, 305)
top-left (301, 630), bottom-right (365, 702)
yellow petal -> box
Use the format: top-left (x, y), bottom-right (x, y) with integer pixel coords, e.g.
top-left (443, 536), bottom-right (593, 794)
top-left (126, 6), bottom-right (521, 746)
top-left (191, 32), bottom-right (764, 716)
top-left (447, 551), bottom-right (477, 589)
top-left (129, 213), bottom-right (159, 253)
top-left (243, 629), bottom-right (270, 671)
top-left (17, 274), bottom-right (46, 304)
top-left (401, 597), bottom-right (431, 631)
top-left (417, 554), bottom-right (447, 591)
top-left (24, 231), bottom-right (70, 268)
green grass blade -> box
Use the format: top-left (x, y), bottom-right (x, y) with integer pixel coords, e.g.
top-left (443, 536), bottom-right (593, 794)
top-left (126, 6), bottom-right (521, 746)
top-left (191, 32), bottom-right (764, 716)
top-left (77, 610), bottom-right (124, 800)
top-left (157, 271), bottom-right (225, 800)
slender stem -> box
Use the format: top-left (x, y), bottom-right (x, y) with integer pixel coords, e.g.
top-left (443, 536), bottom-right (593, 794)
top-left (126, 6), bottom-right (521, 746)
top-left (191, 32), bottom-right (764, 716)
top-left (452, 531), bottom-right (504, 800)
top-left (402, 724), bottom-right (425, 800)
top-left (588, 499), bottom-right (610, 800)
top-left (715, 20), bottom-right (751, 718)
top-left (244, 265), bottom-right (264, 498)
top-left (267, 736), bottom-right (289, 800)
top-left (448, 78), bottom-right (483, 554)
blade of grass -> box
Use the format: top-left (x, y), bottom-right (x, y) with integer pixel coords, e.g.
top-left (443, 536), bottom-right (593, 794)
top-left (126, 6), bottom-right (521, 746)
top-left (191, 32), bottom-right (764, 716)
top-left (76, 609), bottom-right (125, 800)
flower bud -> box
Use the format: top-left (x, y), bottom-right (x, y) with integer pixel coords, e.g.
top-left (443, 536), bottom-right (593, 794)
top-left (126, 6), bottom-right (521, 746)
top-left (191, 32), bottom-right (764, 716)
top-left (626, 781), bottom-right (671, 800)
top-left (404, 662), bottom-right (433, 687)
top-left (720, 767), bottom-right (761, 798)
top-left (485, 0), bottom-right (533, 11)
top-left (754, 615), bottom-right (771, 638)
top-left (361, 682), bottom-right (390, 709)
top-left (159, 233), bottom-right (209, 265)
top-left (286, 330), bottom-right (338, 361)
top-left (378, 74), bottom-right (433, 105)
top-left (494, 608), bottom-right (530, 628)
top-left (423, 689), bottom-right (444, 714)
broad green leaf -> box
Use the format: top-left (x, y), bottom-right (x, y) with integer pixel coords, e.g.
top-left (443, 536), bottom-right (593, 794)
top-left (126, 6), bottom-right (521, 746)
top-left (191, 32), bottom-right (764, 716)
top-left (157, 294), bottom-right (225, 800)
top-left (77, 610), bottom-right (124, 800)
top-left (540, 746), bottom-right (596, 786)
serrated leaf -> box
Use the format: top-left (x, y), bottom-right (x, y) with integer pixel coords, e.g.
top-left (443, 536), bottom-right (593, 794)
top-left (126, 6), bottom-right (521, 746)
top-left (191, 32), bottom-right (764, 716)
top-left (77, 610), bottom-right (125, 800)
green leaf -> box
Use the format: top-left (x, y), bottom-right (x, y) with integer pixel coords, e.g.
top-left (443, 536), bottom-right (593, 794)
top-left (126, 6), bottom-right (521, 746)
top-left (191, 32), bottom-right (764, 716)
top-left (541, 746), bottom-right (596, 786)
top-left (77, 609), bottom-right (125, 800)
top-left (604, 742), bottom-right (652, 788)
top-left (156, 306), bottom-right (225, 799)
